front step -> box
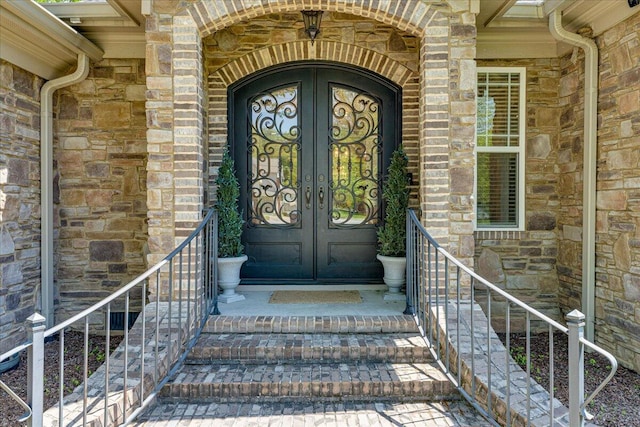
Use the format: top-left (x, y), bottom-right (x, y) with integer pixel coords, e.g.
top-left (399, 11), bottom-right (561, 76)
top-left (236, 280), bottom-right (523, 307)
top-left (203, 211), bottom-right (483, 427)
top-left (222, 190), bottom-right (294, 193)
top-left (203, 315), bottom-right (419, 334)
top-left (160, 362), bottom-right (454, 402)
top-left (188, 333), bottom-right (432, 364)
top-left (161, 315), bottom-right (456, 405)
top-left (135, 400), bottom-right (492, 426)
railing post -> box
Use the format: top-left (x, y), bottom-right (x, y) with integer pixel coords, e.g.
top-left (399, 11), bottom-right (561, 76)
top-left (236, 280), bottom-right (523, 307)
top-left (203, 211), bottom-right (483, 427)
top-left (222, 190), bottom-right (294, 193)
top-left (211, 211), bottom-right (220, 315)
top-left (566, 309), bottom-right (585, 427)
top-left (26, 312), bottom-right (46, 427)
top-left (404, 210), bottom-right (414, 315)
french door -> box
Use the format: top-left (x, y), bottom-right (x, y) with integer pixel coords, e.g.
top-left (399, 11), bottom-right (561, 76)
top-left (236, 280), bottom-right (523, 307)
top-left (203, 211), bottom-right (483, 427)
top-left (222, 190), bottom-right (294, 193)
top-left (230, 64), bottom-right (400, 283)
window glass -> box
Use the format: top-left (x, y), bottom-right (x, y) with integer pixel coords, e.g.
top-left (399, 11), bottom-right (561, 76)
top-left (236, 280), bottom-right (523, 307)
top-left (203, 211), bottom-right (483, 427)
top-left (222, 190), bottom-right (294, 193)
top-left (476, 68), bottom-right (525, 230)
top-left (477, 73), bottom-right (520, 147)
top-left (476, 152), bottom-right (518, 227)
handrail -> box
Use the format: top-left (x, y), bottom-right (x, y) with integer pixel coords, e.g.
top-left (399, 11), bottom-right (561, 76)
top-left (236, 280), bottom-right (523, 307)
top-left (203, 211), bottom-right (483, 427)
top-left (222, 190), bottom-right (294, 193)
top-left (580, 338), bottom-right (618, 418)
top-left (0, 379), bottom-right (32, 422)
top-left (45, 208), bottom-right (217, 338)
top-left (437, 240), bottom-right (569, 334)
top-left (407, 210), bottom-right (569, 334)
top-left (0, 208), bottom-right (219, 427)
top-left (0, 342), bottom-right (32, 367)
top-left (405, 209), bottom-right (617, 427)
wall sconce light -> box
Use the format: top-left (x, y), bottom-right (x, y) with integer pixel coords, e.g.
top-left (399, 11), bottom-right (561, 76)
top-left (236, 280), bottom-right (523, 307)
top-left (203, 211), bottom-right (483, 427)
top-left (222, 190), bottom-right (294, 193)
top-left (302, 10), bottom-right (323, 44)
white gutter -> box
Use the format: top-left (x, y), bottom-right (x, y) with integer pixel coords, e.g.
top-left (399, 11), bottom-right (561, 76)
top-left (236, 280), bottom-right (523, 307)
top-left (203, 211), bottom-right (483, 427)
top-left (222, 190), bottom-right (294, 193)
top-left (549, 9), bottom-right (598, 342)
top-left (4, 0), bottom-right (104, 60)
top-left (40, 54), bottom-right (90, 329)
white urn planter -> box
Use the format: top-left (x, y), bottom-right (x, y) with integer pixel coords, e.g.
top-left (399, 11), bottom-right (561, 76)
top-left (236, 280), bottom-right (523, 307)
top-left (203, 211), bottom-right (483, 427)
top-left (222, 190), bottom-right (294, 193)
top-left (217, 254), bottom-right (248, 303)
top-left (377, 254), bottom-right (407, 301)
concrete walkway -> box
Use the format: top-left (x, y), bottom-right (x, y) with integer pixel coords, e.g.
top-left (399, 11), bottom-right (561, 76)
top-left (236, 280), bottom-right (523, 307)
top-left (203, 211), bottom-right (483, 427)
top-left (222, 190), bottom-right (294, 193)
top-left (217, 289), bottom-right (407, 316)
top-left (133, 400), bottom-right (492, 426)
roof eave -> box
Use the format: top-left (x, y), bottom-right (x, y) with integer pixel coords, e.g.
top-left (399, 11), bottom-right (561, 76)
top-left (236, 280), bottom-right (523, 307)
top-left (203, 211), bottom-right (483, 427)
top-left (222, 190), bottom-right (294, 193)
top-left (0, 0), bottom-right (103, 80)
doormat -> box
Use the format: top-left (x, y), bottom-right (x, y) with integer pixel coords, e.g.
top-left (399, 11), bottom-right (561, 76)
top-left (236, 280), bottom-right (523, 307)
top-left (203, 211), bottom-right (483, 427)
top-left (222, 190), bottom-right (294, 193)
top-left (269, 290), bottom-right (362, 304)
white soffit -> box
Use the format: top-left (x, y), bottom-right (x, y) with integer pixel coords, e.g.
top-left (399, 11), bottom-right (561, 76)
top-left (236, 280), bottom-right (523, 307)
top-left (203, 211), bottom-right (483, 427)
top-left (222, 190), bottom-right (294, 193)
top-left (41, 0), bottom-right (140, 27)
top-left (0, 1), bottom-right (103, 80)
top-left (558, 0), bottom-right (640, 36)
top-left (478, 0), bottom-right (640, 59)
top-left (477, 31), bottom-right (559, 58)
top-left (81, 32), bottom-right (146, 58)
top-left (40, 0), bottom-right (144, 59)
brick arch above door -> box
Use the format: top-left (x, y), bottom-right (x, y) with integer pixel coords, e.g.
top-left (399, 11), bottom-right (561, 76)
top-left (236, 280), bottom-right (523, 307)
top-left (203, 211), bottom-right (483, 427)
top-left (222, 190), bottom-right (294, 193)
top-left (187, 0), bottom-right (467, 39)
top-left (211, 41), bottom-right (416, 88)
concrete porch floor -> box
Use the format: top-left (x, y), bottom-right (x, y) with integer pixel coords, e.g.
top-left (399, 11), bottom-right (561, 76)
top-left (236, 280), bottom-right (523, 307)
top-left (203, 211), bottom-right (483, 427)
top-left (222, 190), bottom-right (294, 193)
top-left (216, 289), bottom-right (407, 316)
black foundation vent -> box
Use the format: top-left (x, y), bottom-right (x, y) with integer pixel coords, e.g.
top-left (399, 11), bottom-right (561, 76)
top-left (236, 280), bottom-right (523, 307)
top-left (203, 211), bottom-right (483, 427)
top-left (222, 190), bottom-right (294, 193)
top-left (109, 312), bottom-right (140, 331)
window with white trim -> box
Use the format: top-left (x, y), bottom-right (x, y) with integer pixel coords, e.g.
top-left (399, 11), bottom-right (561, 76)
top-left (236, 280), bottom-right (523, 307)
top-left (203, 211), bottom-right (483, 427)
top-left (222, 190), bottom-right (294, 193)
top-left (475, 67), bottom-right (526, 230)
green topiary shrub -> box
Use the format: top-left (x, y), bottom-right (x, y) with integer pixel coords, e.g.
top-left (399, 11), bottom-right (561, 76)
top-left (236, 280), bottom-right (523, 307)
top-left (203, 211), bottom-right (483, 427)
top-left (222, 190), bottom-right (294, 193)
top-left (377, 147), bottom-right (409, 257)
top-left (216, 151), bottom-right (244, 258)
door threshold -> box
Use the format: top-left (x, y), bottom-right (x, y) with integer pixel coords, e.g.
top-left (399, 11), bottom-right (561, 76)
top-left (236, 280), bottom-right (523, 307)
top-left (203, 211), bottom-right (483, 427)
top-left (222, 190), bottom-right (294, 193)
top-left (237, 284), bottom-right (387, 292)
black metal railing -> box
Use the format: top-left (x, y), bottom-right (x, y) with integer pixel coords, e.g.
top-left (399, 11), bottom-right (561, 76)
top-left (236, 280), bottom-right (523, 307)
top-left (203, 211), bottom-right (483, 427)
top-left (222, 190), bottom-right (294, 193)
top-left (0, 208), bottom-right (219, 426)
top-left (405, 209), bottom-right (617, 427)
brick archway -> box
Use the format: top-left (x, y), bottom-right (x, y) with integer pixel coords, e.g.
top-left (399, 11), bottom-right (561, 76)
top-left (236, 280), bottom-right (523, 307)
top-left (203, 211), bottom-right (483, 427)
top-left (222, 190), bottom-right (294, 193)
top-left (190, 0), bottom-right (450, 39)
top-left (145, 0), bottom-right (477, 276)
top-left (212, 41), bottom-right (416, 87)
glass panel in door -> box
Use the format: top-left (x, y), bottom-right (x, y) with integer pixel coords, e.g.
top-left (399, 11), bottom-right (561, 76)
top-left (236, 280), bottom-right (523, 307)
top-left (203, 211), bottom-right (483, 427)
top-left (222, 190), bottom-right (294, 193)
top-left (248, 86), bottom-right (301, 226)
top-left (329, 86), bottom-right (380, 226)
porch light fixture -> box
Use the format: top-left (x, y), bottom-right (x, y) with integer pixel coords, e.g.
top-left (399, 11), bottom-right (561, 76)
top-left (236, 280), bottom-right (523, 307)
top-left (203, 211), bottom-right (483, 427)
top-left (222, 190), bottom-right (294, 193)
top-left (302, 10), bottom-right (323, 44)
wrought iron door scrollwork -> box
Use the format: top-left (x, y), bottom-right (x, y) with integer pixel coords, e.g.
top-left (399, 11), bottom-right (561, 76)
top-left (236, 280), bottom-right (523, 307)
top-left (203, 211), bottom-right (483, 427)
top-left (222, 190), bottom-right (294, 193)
top-left (248, 85), bottom-right (301, 227)
top-left (328, 85), bottom-right (381, 227)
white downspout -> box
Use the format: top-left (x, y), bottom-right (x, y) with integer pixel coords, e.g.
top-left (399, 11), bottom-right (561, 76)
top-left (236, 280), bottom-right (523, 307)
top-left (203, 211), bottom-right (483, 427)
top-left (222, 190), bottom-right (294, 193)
top-left (40, 53), bottom-right (90, 328)
top-left (549, 10), bottom-right (598, 342)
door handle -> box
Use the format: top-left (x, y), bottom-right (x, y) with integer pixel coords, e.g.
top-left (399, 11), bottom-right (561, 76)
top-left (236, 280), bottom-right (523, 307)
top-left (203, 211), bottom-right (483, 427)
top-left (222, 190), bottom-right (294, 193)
top-left (318, 186), bottom-right (324, 209)
top-left (305, 186), bottom-right (311, 209)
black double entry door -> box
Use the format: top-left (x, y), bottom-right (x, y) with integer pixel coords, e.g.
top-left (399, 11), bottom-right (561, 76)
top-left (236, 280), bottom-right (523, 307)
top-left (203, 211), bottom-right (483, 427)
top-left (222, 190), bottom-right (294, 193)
top-left (230, 64), bottom-right (400, 283)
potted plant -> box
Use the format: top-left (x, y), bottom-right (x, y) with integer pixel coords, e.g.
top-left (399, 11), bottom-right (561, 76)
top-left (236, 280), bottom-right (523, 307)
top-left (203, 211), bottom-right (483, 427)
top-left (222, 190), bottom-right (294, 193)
top-left (377, 147), bottom-right (409, 300)
top-left (215, 150), bottom-right (247, 303)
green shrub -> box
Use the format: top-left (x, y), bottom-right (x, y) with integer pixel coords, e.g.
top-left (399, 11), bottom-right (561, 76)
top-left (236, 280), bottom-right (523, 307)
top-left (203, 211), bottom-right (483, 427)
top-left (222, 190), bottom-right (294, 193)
top-left (377, 147), bottom-right (409, 257)
top-left (216, 151), bottom-right (244, 258)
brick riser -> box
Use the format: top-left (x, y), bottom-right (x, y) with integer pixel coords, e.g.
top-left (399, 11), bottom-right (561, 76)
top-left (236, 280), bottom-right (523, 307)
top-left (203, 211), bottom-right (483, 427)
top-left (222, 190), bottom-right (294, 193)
top-left (161, 315), bottom-right (457, 403)
top-left (203, 315), bottom-right (420, 334)
top-left (187, 333), bottom-right (434, 364)
top-left (160, 362), bottom-right (455, 402)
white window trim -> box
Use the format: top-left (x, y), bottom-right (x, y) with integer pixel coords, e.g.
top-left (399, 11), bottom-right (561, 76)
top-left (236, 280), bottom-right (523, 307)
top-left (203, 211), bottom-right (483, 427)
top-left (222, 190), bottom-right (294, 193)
top-left (474, 66), bottom-right (526, 231)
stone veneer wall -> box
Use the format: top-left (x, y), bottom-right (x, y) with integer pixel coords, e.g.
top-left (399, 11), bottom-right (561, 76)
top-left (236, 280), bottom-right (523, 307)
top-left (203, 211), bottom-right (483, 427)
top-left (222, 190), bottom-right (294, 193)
top-left (202, 12), bottom-right (421, 208)
top-left (555, 12), bottom-right (640, 371)
top-left (592, 12), bottom-right (640, 372)
top-left (144, 0), bottom-right (478, 300)
top-left (555, 49), bottom-right (584, 315)
top-left (474, 59), bottom-right (562, 329)
top-left (0, 61), bottom-right (44, 349)
top-left (53, 59), bottom-right (148, 325)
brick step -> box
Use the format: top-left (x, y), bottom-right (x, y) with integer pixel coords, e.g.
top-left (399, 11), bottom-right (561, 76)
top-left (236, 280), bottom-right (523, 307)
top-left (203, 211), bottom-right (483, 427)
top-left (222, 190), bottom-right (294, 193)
top-left (203, 315), bottom-right (419, 334)
top-left (187, 332), bottom-right (433, 364)
top-left (135, 400), bottom-right (492, 426)
top-left (160, 362), bottom-right (456, 402)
